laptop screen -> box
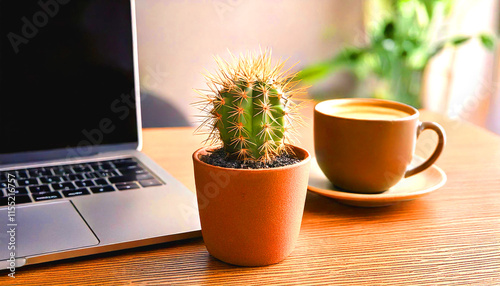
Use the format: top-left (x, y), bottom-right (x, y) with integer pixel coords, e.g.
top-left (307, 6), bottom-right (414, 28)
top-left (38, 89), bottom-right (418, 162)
top-left (0, 0), bottom-right (138, 157)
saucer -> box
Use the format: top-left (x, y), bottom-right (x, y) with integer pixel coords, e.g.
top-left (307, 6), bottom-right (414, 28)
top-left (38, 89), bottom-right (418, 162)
top-left (307, 157), bottom-right (447, 207)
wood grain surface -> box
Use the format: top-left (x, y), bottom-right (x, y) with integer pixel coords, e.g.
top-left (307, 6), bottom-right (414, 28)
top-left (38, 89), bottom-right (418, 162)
top-left (2, 110), bottom-right (500, 285)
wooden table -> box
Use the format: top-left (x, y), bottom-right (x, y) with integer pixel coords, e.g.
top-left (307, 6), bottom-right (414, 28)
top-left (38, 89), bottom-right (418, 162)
top-left (4, 111), bottom-right (500, 285)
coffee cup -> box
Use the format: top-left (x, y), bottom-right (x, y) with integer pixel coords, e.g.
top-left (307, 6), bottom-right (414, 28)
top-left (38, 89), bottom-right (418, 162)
top-left (314, 98), bottom-right (446, 194)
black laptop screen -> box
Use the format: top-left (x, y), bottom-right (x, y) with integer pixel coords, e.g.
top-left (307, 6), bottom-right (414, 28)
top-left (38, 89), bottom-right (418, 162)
top-left (0, 0), bottom-right (138, 156)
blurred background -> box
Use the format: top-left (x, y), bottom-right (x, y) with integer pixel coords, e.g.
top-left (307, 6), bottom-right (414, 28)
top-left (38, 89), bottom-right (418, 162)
top-left (135, 0), bottom-right (499, 135)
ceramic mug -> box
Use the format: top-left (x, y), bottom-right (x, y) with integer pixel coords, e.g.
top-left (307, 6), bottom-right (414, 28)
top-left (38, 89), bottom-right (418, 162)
top-left (314, 98), bottom-right (446, 194)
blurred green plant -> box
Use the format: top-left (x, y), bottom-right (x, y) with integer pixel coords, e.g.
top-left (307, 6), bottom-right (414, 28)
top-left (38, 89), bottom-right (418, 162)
top-left (298, 0), bottom-right (497, 107)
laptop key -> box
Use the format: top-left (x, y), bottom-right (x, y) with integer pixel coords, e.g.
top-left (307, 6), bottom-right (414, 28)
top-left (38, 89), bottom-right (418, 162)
top-left (93, 178), bottom-right (109, 186)
top-left (1, 171), bottom-right (16, 180)
top-left (139, 179), bottom-right (162, 188)
top-left (99, 163), bottom-right (115, 170)
top-left (0, 195), bottom-right (32, 205)
top-left (4, 187), bottom-right (29, 195)
top-left (39, 170), bottom-right (52, 177)
top-left (90, 185), bottom-right (115, 194)
top-left (18, 178), bottom-right (39, 186)
top-left (114, 161), bottom-right (138, 169)
top-left (63, 188), bottom-right (90, 197)
top-left (115, 182), bottom-right (140, 191)
top-left (108, 175), bottom-right (134, 184)
top-left (52, 169), bottom-right (73, 176)
top-left (33, 192), bottom-right (62, 202)
top-left (67, 174), bottom-right (85, 181)
top-left (16, 170), bottom-right (29, 179)
top-left (72, 166), bottom-right (93, 173)
top-left (29, 170), bottom-right (51, 177)
top-left (51, 182), bottom-right (76, 191)
top-left (118, 167), bottom-right (146, 175)
top-left (109, 174), bottom-right (152, 184)
top-left (94, 170), bottom-right (119, 178)
top-left (84, 172), bottom-right (98, 179)
top-left (88, 162), bottom-right (101, 169)
top-left (29, 185), bottom-right (51, 194)
top-left (112, 158), bottom-right (135, 164)
top-left (75, 180), bottom-right (95, 188)
top-left (40, 176), bottom-right (64, 184)
top-left (28, 169), bottom-right (41, 177)
top-left (136, 174), bottom-right (153, 180)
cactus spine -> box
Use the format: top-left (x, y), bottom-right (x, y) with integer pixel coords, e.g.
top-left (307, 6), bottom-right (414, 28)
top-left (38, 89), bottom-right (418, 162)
top-left (195, 50), bottom-right (306, 162)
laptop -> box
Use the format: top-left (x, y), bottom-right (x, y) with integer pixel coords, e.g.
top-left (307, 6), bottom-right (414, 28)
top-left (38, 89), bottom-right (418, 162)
top-left (0, 0), bottom-right (201, 270)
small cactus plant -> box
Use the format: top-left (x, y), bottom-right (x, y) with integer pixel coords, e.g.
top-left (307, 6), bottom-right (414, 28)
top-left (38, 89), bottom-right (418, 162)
top-left (195, 50), bottom-right (307, 162)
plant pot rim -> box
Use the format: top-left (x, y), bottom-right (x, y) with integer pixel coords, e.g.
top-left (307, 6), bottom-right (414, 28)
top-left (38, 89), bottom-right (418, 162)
top-left (192, 145), bottom-right (311, 172)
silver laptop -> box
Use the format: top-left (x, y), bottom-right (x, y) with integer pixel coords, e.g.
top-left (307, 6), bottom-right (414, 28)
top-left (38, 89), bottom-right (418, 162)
top-left (0, 0), bottom-right (201, 270)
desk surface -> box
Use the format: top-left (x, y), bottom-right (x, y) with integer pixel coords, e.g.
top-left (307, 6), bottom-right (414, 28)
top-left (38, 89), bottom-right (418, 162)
top-left (6, 111), bottom-right (500, 285)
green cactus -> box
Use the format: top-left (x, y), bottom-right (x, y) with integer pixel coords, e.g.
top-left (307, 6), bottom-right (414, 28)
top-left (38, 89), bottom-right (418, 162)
top-left (195, 50), bottom-right (306, 162)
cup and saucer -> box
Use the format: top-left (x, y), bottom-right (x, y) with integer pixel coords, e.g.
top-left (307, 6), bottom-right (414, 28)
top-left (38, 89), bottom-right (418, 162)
top-left (308, 156), bottom-right (447, 207)
top-left (308, 98), bottom-right (447, 207)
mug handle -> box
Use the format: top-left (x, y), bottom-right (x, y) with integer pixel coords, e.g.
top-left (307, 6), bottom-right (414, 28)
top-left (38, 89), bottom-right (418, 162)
top-left (404, 121), bottom-right (446, 178)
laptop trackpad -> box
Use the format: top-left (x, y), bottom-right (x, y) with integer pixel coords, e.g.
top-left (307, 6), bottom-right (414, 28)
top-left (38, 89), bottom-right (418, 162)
top-left (0, 201), bottom-right (99, 261)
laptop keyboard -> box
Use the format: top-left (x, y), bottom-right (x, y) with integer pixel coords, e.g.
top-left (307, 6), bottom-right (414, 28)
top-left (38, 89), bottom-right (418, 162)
top-left (0, 157), bottom-right (163, 206)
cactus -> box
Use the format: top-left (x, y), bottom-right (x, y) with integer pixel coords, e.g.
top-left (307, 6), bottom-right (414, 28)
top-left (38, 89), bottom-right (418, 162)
top-left (195, 50), bottom-right (307, 162)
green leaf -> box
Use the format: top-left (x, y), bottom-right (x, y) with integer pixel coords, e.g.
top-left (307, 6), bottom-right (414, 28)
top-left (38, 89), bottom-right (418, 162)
top-left (450, 36), bottom-right (471, 46)
top-left (295, 62), bottom-right (335, 83)
top-left (418, 0), bottom-right (435, 18)
top-left (479, 34), bottom-right (496, 51)
top-left (296, 48), bottom-right (367, 83)
top-left (427, 36), bottom-right (471, 60)
top-left (383, 21), bottom-right (395, 39)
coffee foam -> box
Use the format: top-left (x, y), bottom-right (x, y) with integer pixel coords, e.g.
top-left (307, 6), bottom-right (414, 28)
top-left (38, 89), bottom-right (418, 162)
top-left (317, 102), bottom-right (411, 120)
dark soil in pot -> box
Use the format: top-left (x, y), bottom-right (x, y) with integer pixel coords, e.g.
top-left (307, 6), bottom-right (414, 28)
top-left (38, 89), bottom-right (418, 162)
top-left (200, 148), bottom-right (301, 169)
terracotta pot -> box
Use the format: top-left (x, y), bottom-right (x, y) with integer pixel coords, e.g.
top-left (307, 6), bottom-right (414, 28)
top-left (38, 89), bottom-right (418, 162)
top-left (192, 145), bottom-right (311, 266)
